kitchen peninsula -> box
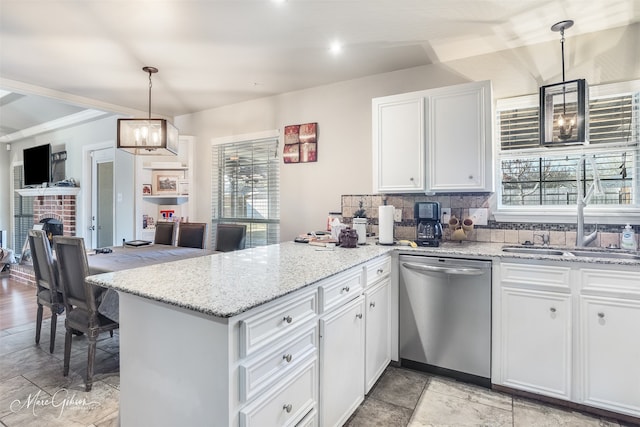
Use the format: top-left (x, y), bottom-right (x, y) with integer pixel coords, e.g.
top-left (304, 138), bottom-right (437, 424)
top-left (86, 241), bottom-right (393, 426)
top-left (86, 241), bottom-right (640, 426)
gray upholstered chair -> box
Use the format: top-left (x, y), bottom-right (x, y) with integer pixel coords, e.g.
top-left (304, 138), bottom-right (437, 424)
top-left (215, 223), bottom-right (247, 252)
top-left (28, 229), bottom-right (62, 353)
top-left (53, 236), bottom-right (119, 392)
top-left (154, 221), bottom-right (176, 245)
top-left (177, 222), bottom-right (209, 249)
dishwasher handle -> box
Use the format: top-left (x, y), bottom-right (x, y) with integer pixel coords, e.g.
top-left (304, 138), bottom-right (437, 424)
top-left (402, 262), bottom-right (486, 276)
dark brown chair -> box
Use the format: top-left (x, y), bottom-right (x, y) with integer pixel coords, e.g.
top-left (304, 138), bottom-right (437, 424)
top-left (177, 222), bottom-right (209, 249)
top-left (53, 236), bottom-right (119, 392)
top-left (154, 221), bottom-right (176, 245)
top-left (215, 223), bottom-right (247, 252)
top-left (28, 229), bottom-right (62, 353)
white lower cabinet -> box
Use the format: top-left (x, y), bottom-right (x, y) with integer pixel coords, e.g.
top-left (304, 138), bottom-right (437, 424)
top-left (496, 261), bottom-right (640, 419)
top-left (579, 268), bottom-right (640, 417)
top-left (319, 296), bottom-right (365, 427)
top-left (365, 278), bottom-right (391, 393)
top-left (500, 287), bottom-right (571, 399)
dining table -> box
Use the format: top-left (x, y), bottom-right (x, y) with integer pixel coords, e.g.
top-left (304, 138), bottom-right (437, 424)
top-left (87, 243), bottom-right (215, 322)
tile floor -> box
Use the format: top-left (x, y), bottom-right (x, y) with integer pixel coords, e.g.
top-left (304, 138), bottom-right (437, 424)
top-left (0, 314), bottom-right (635, 426)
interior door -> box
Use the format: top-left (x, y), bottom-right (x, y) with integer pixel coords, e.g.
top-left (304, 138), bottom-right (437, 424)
top-left (91, 148), bottom-right (114, 248)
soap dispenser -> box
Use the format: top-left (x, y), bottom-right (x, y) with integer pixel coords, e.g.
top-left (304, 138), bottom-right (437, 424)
top-left (621, 224), bottom-right (637, 250)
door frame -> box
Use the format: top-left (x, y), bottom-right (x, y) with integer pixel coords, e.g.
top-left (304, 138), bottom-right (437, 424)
top-left (81, 141), bottom-right (114, 248)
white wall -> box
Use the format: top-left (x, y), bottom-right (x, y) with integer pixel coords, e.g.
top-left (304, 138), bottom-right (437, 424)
top-left (1, 115), bottom-right (135, 249)
top-left (175, 24), bottom-right (640, 241)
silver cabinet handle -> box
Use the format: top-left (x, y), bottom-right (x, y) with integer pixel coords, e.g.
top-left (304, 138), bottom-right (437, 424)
top-left (377, 268), bottom-right (384, 275)
top-left (356, 313), bottom-right (363, 319)
top-left (402, 262), bottom-right (485, 276)
top-left (598, 312), bottom-right (605, 319)
top-left (409, 177), bottom-right (414, 181)
top-left (550, 307), bottom-right (556, 313)
top-left (282, 316), bottom-right (292, 324)
top-left (370, 302), bottom-right (376, 308)
top-left (342, 286), bottom-right (350, 292)
top-left (283, 354), bottom-right (292, 363)
top-left (283, 404), bottom-right (292, 413)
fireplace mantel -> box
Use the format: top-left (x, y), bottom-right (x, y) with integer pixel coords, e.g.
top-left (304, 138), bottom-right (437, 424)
top-left (15, 187), bottom-right (80, 197)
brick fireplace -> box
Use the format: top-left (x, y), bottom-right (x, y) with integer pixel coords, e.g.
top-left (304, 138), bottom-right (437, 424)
top-left (10, 190), bottom-right (78, 285)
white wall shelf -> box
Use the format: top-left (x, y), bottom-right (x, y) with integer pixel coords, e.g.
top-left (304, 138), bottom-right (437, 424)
top-left (15, 187), bottom-right (81, 197)
top-left (142, 195), bottom-right (189, 204)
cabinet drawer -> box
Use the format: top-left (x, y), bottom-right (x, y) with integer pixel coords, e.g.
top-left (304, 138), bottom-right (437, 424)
top-left (319, 268), bottom-right (363, 313)
top-left (500, 262), bottom-right (570, 292)
top-left (240, 326), bottom-right (317, 402)
top-left (240, 289), bottom-right (318, 358)
top-left (365, 256), bottom-right (391, 287)
top-left (580, 268), bottom-right (640, 299)
top-left (239, 356), bottom-right (317, 427)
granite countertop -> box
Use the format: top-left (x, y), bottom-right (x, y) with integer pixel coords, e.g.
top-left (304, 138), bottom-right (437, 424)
top-left (86, 240), bottom-right (639, 319)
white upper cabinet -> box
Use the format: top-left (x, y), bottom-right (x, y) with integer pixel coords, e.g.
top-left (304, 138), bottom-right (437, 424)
top-left (372, 94), bottom-right (426, 193)
top-left (372, 80), bottom-right (493, 194)
top-left (427, 81), bottom-right (493, 192)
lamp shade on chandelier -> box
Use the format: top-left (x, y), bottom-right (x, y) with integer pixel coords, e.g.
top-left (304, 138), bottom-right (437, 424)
top-left (539, 20), bottom-right (588, 146)
top-left (117, 66), bottom-right (179, 155)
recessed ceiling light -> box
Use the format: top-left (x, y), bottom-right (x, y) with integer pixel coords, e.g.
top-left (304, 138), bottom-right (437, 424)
top-left (330, 40), bottom-right (342, 55)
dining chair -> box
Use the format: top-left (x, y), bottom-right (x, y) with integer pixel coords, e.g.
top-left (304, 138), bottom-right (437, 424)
top-left (154, 221), bottom-right (177, 245)
top-left (28, 229), bottom-right (63, 353)
top-left (215, 223), bottom-right (247, 252)
top-left (177, 222), bottom-right (209, 249)
top-left (53, 236), bottom-right (119, 392)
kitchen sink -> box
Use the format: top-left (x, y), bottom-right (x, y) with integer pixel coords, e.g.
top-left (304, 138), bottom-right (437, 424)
top-left (502, 246), bottom-right (640, 260)
top-left (567, 250), bottom-right (640, 260)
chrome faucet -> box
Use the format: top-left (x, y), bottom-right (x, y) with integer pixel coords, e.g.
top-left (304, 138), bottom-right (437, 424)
top-left (576, 155), bottom-right (602, 247)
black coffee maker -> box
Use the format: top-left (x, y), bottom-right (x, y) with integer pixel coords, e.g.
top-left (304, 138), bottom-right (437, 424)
top-left (415, 202), bottom-right (443, 247)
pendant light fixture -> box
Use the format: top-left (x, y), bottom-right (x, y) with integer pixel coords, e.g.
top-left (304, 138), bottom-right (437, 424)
top-left (539, 20), bottom-right (588, 146)
top-left (117, 66), bottom-right (179, 155)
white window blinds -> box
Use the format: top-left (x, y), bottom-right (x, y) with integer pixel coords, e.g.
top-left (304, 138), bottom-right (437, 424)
top-left (212, 137), bottom-right (280, 247)
top-left (497, 82), bottom-right (639, 209)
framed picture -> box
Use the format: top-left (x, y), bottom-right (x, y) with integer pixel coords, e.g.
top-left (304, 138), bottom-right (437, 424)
top-left (284, 122), bottom-right (317, 163)
top-left (152, 170), bottom-right (184, 195)
top-left (142, 184), bottom-right (152, 195)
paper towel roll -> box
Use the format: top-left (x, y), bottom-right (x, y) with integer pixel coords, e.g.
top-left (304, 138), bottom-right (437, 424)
top-left (379, 205), bottom-right (395, 245)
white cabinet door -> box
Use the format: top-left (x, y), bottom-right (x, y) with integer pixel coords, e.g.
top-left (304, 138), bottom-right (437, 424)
top-left (319, 296), bottom-right (365, 427)
top-left (365, 279), bottom-right (391, 393)
top-left (500, 287), bottom-right (572, 400)
top-left (580, 296), bottom-right (640, 417)
top-left (372, 93), bottom-right (426, 193)
top-left (427, 80), bottom-right (492, 192)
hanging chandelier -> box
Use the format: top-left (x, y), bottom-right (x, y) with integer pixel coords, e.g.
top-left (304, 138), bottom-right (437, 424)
top-left (117, 66), bottom-right (179, 155)
top-left (539, 20), bottom-right (588, 146)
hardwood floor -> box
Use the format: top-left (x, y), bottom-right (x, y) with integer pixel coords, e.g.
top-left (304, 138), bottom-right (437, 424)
top-left (0, 276), bottom-right (48, 331)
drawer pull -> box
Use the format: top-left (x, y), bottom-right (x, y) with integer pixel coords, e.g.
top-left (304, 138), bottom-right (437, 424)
top-left (550, 307), bottom-right (556, 313)
top-left (370, 302), bottom-right (376, 308)
top-left (342, 286), bottom-right (350, 293)
top-left (356, 313), bottom-right (363, 319)
top-left (282, 316), bottom-right (293, 324)
top-left (283, 403), bottom-right (292, 413)
top-left (597, 312), bottom-right (605, 319)
top-left (377, 268), bottom-right (384, 275)
top-left (283, 353), bottom-right (292, 363)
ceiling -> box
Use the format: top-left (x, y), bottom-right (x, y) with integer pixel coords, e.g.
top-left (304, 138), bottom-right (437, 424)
top-left (1, 0), bottom-right (639, 143)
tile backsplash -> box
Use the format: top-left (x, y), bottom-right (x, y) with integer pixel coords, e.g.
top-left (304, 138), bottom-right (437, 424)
top-left (341, 193), bottom-right (638, 249)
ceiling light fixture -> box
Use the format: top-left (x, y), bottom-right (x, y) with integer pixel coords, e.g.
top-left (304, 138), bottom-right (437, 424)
top-left (539, 20), bottom-right (588, 146)
top-left (117, 66), bottom-right (178, 155)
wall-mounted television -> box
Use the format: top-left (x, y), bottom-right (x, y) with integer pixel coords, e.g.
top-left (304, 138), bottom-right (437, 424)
top-left (23, 144), bottom-right (52, 187)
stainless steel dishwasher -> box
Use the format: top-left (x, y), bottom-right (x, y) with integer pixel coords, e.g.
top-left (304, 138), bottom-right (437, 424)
top-left (399, 254), bottom-right (491, 387)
